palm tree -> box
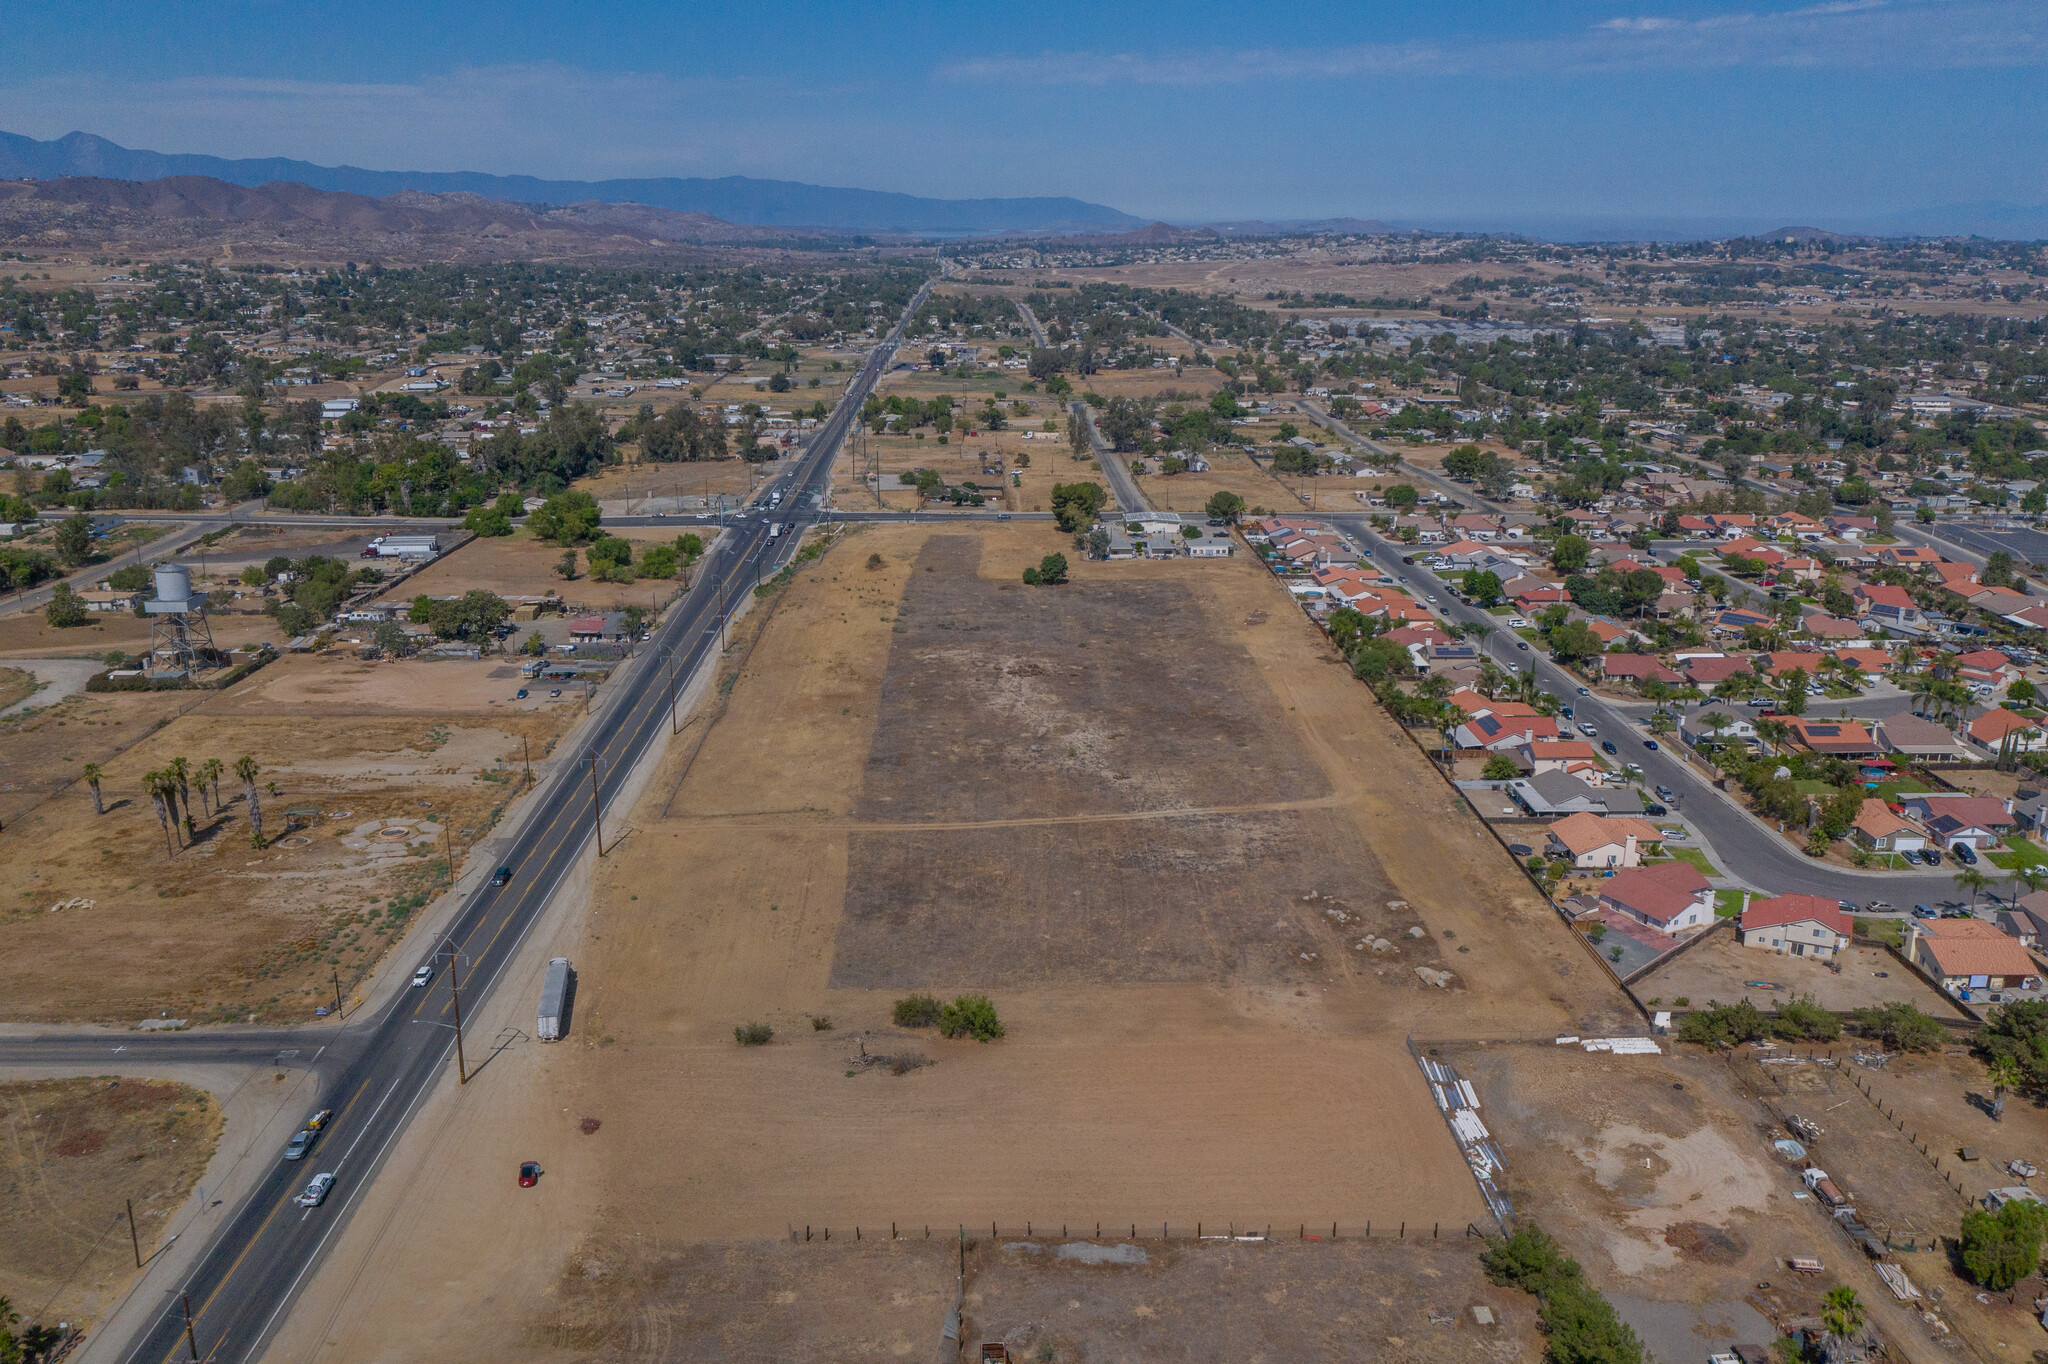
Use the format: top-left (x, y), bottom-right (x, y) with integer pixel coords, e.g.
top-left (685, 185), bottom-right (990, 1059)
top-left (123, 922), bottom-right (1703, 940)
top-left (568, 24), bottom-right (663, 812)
top-left (1476, 660), bottom-right (1506, 699)
top-left (236, 755), bottom-right (264, 846)
top-left (1909, 671), bottom-right (1939, 717)
top-left (1990, 1054), bottom-right (2023, 1122)
top-left (1822, 1286), bottom-right (1865, 1343)
top-left (1956, 864), bottom-right (1991, 906)
top-left (143, 771), bottom-right (175, 858)
top-left (168, 756), bottom-right (191, 821)
top-left (2012, 862), bottom-right (2048, 904)
top-left (1756, 719), bottom-right (1791, 755)
top-left (82, 762), bottom-right (104, 816)
top-left (196, 758), bottom-right (221, 817)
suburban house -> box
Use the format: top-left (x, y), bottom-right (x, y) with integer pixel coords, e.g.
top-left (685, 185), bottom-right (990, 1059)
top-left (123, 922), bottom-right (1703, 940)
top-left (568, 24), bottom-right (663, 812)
top-left (1995, 897), bottom-right (2048, 949)
top-left (1967, 708), bottom-right (2047, 755)
top-left (1510, 770), bottom-right (1646, 817)
top-left (1875, 714), bottom-right (1977, 764)
top-left (1452, 708), bottom-right (1561, 751)
top-left (1546, 812), bottom-right (1664, 869)
top-left (1682, 654), bottom-right (1754, 687)
top-left (1598, 654), bottom-right (1683, 686)
top-left (1953, 649), bottom-right (2019, 690)
top-left (1597, 862), bottom-right (1715, 935)
top-left (1739, 894), bottom-right (1853, 959)
top-left (1679, 709), bottom-right (1757, 750)
top-left (1851, 797), bottom-right (1928, 856)
top-left (1900, 793), bottom-right (2015, 850)
top-left (1907, 917), bottom-right (2039, 994)
top-left (1786, 718), bottom-right (1880, 758)
top-left (1519, 738), bottom-right (1603, 776)
top-left (1855, 583), bottom-right (1925, 633)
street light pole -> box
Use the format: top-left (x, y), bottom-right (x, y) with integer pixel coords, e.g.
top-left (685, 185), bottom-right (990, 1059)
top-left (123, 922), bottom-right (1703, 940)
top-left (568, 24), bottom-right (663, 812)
top-left (585, 756), bottom-right (605, 856)
top-left (447, 943), bottom-right (468, 1084)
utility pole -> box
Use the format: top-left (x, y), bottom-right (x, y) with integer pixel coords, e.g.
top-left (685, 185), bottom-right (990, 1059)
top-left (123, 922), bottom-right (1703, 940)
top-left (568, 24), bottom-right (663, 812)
top-left (448, 944), bottom-right (468, 1084)
top-left (665, 646), bottom-right (679, 734)
top-left (182, 1292), bottom-right (199, 1361)
top-left (718, 576), bottom-right (727, 650)
top-left (127, 1198), bottom-right (142, 1267)
top-left (444, 826), bottom-right (455, 889)
top-left (585, 757), bottom-right (605, 856)
top-left (522, 734), bottom-right (532, 788)
top-left (331, 967), bottom-right (343, 1019)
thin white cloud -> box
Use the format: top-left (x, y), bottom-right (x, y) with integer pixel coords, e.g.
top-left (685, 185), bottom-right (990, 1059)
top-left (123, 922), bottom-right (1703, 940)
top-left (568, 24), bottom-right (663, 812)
top-left (942, 0), bottom-right (2046, 85)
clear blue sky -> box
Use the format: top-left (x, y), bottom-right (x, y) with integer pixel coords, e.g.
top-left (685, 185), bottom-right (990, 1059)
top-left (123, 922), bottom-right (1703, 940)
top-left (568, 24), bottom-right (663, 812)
top-left (3, 0), bottom-right (2042, 234)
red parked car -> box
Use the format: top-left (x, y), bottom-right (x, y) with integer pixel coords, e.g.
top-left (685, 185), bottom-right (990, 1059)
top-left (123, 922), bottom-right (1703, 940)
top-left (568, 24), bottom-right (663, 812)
top-left (518, 1161), bottom-right (542, 1188)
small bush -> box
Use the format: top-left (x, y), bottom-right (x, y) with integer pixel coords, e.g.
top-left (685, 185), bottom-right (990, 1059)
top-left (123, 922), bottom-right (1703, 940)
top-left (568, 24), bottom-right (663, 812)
top-left (940, 994), bottom-right (1005, 1042)
top-left (1853, 1001), bottom-right (1943, 1052)
top-left (893, 993), bottom-right (943, 1027)
top-left (734, 1021), bottom-right (774, 1046)
top-left (867, 553), bottom-right (884, 570)
top-left (810, 1015), bottom-right (833, 1031)
top-left (890, 1049), bottom-right (929, 1075)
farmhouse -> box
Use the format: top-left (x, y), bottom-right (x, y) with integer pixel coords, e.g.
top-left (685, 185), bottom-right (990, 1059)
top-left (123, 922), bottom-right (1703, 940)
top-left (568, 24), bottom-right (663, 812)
top-left (1739, 894), bottom-right (1852, 959)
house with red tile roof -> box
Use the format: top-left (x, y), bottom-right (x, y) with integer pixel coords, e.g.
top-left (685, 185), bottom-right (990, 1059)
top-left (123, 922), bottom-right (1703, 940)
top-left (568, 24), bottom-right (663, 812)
top-left (1519, 739), bottom-right (1603, 775)
top-left (1830, 647), bottom-right (1893, 675)
top-left (1801, 613), bottom-right (1863, 641)
top-left (2006, 604), bottom-right (2048, 631)
top-left (1854, 582), bottom-right (1924, 632)
top-left (1597, 862), bottom-right (1715, 934)
top-left (1682, 654), bottom-right (1754, 686)
top-left (1755, 650), bottom-right (1825, 678)
top-left (1740, 894), bottom-right (1852, 959)
top-left (1598, 654), bottom-right (1684, 686)
top-left (1952, 649), bottom-right (2017, 687)
top-left (1787, 718), bottom-right (1879, 756)
top-left (1930, 562), bottom-right (1980, 594)
top-left (1967, 707), bottom-right (2045, 755)
top-left (1901, 792), bottom-right (2016, 849)
top-left (1908, 917), bottom-right (2038, 992)
top-left (1877, 545), bottom-right (1944, 566)
top-left (1852, 797), bottom-right (1927, 855)
top-left (1452, 711), bottom-right (1562, 751)
top-left (1545, 812), bottom-right (1664, 869)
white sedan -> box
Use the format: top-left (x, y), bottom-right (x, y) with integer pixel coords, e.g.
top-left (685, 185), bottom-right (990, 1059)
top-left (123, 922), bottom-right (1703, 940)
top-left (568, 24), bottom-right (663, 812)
top-left (295, 1172), bottom-right (336, 1208)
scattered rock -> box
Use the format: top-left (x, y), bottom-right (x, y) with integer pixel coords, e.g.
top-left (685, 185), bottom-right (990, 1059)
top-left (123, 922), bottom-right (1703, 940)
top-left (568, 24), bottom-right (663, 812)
top-left (1405, 925), bottom-right (1427, 939)
top-left (1415, 967), bottom-right (1452, 989)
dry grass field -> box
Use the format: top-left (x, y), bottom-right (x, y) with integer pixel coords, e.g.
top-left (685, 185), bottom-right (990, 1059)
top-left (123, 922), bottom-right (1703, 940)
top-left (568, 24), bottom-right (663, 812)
top-left (265, 517), bottom-right (1637, 1360)
top-left (0, 1077), bottom-right (220, 1328)
top-left (365, 526), bottom-right (712, 606)
top-left (0, 650), bottom-right (573, 1023)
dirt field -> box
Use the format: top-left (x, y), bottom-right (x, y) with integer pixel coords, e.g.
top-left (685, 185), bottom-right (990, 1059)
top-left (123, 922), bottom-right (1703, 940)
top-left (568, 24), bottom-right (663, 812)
top-left (530, 1234), bottom-right (1539, 1362)
top-left (261, 516), bottom-right (1641, 1359)
top-left (0, 650), bottom-right (571, 1022)
top-left (366, 527), bottom-right (710, 607)
top-left (0, 1077), bottom-right (220, 1328)
top-left (0, 602), bottom-right (276, 661)
top-left (1636, 936), bottom-right (1973, 1019)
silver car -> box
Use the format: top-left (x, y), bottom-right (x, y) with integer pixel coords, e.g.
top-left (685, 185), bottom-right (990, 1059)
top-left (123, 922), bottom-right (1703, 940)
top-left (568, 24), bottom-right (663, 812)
top-left (295, 1172), bottom-right (335, 1207)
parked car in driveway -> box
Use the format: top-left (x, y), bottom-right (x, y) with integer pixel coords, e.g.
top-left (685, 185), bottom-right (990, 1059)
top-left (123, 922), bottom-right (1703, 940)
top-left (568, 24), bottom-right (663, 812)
top-left (1644, 803), bottom-right (1668, 817)
top-left (1919, 847), bottom-right (1944, 867)
top-left (1953, 842), bottom-right (1978, 865)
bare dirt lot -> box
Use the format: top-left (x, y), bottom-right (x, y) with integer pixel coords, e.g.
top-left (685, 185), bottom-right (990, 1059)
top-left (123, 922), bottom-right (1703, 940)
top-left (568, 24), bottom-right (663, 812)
top-left (0, 650), bottom-right (571, 1023)
top-left (258, 519), bottom-right (1639, 1360)
top-left (533, 1234), bottom-right (1539, 1363)
top-left (0, 603), bottom-right (275, 661)
top-left (1635, 936), bottom-right (1973, 1020)
top-left (0, 1077), bottom-right (220, 1328)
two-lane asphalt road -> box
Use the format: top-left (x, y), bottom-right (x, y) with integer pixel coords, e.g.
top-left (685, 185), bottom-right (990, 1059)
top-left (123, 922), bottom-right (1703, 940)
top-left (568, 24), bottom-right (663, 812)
top-left (19, 276), bottom-right (936, 1364)
top-left (1068, 399), bottom-right (1148, 513)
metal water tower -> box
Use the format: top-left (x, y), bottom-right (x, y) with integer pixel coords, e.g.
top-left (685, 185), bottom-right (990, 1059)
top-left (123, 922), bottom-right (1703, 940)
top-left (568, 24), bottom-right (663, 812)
top-left (145, 563), bottom-right (216, 678)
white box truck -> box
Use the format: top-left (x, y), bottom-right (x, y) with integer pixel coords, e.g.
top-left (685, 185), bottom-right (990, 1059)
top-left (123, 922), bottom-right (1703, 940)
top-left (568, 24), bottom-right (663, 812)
top-left (536, 957), bottom-right (572, 1041)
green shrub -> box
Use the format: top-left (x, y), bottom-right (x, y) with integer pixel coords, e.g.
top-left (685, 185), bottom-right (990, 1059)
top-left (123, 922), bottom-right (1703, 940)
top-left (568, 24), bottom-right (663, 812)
top-left (1961, 1199), bottom-right (2048, 1290)
top-left (1676, 999), bottom-right (1768, 1047)
top-left (939, 994), bottom-right (1004, 1042)
top-left (1482, 1223), bottom-right (1643, 1364)
top-left (893, 993), bottom-right (943, 1027)
top-left (733, 1021), bottom-right (773, 1046)
top-left (1852, 1002), bottom-right (1943, 1052)
top-left (1773, 994), bottom-right (1841, 1042)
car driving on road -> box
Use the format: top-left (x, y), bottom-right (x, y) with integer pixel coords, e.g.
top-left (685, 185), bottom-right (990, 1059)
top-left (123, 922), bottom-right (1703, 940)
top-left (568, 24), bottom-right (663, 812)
top-left (411, 962), bottom-right (434, 988)
top-left (284, 1126), bottom-right (320, 1161)
top-left (294, 1173), bottom-right (335, 1208)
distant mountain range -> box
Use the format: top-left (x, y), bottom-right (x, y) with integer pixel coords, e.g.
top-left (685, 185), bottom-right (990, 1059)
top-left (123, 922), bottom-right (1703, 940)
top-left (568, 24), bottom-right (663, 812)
top-left (0, 130), bottom-right (1146, 237)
